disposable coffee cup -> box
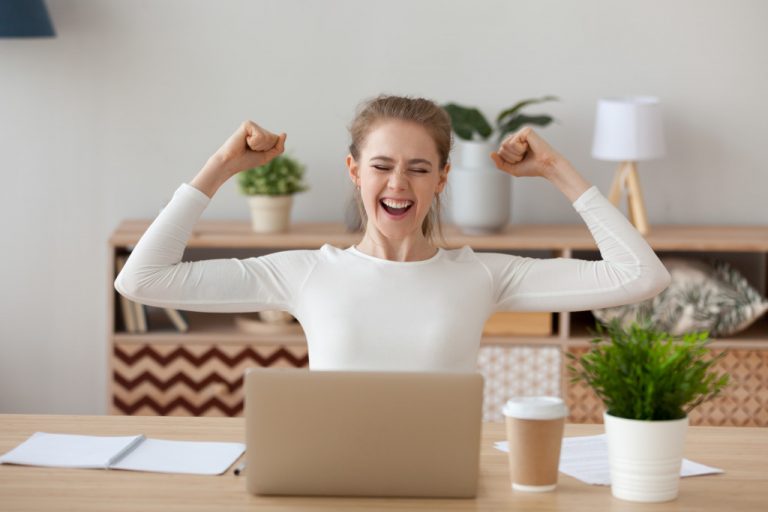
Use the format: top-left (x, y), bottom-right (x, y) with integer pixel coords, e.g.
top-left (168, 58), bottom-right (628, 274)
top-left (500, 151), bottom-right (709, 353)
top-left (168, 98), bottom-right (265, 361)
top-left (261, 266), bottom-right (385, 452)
top-left (503, 396), bottom-right (568, 492)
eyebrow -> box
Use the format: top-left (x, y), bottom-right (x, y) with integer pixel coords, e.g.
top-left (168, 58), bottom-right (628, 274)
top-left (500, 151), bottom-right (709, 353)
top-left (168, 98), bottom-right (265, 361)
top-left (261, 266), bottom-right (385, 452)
top-left (369, 156), bottom-right (433, 167)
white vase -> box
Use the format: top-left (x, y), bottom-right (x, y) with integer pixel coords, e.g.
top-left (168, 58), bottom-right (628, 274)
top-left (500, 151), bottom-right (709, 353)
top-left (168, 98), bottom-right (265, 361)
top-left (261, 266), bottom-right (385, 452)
top-left (603, 411), bottom-right (688, 503)
top-left (247, 195), bottom-right (293, 233)
top-left (449, 140), bottom-right (510, 234)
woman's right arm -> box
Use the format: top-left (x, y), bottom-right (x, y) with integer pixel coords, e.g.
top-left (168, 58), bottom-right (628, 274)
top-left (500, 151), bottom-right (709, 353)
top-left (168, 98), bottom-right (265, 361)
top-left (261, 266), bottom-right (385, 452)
top-left (191, 121), bottom-right (287, 198)
top-left (113, 123), bottom-right (315, 314)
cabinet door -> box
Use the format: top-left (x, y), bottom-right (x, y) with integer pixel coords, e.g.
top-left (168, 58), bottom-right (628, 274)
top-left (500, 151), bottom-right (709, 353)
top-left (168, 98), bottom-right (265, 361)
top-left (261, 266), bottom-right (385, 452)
top-left (477, 345), bottom-right (561, 422)
top-left (111, 343), bottom-right (309, 416)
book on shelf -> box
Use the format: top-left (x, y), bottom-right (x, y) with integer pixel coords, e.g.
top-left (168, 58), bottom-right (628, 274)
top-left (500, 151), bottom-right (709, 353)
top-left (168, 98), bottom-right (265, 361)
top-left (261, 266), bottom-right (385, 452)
top-left (163, 308), bottom-right (189, 332)
top-left (133, 301), bottom-right (147, 333)
top-left (115, 255), bottom-right (137, 333)
top-left (116, 255), bottom-right (189, 334)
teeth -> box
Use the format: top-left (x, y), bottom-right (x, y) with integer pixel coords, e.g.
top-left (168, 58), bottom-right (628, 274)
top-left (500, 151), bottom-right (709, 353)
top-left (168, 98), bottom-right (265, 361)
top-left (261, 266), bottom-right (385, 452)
top-left (381, 198), bottom-right (413, 209)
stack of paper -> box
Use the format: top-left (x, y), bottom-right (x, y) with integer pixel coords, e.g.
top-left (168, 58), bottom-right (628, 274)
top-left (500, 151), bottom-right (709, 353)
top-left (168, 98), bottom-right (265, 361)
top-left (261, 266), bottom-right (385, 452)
top-left (494, 434), bottom-right (723, 485)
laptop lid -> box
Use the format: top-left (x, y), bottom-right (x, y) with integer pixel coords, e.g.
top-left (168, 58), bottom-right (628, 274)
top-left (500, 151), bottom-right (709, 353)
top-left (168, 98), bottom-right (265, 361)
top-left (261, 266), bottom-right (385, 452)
top-left (244, 368), bottom-right (484, 498)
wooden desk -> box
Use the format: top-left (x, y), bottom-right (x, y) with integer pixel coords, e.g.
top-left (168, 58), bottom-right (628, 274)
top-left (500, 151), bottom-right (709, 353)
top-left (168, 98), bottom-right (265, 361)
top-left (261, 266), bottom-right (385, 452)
top-left (1, 415), bottom-right (766, 511)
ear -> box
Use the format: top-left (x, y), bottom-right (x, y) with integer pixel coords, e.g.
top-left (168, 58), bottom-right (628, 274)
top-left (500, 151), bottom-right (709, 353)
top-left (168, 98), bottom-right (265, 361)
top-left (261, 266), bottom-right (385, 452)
top-left (346, 154), bottom-right (360, 187)
top-left (436, 162), bottom-right (451, 194)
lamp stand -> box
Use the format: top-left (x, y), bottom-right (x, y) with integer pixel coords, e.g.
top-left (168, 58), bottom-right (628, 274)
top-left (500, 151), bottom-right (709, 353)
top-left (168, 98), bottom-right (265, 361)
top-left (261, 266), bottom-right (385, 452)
top-left (607, 161), bottom-right (650, 235)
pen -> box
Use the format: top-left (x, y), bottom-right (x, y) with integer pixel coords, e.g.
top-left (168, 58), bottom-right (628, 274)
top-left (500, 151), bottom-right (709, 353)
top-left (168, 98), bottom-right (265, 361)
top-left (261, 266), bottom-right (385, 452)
top-left (234, 462), bottom-right (246, 476)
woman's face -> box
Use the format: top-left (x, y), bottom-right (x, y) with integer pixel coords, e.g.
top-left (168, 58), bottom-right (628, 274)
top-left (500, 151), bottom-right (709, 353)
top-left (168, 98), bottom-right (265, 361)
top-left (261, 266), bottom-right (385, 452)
top-left (346, 119), bottom-right (450, 241)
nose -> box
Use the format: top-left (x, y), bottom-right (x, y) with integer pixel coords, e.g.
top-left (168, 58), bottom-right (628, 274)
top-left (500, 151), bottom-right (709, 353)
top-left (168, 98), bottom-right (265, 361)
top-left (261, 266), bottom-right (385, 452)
top-left (387, 167), bottom-right (408, 190)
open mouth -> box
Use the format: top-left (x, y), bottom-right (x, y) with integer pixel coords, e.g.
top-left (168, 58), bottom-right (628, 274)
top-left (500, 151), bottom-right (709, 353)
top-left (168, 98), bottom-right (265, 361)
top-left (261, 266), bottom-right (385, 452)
top-left (379, 199), bottom-right (414, 218)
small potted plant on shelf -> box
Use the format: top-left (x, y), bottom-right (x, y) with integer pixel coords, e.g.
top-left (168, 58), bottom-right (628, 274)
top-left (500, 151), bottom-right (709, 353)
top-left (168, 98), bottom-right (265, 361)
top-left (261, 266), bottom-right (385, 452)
top-left (567, 318), bottom-right (729, 503)
top-left (440, 96), bottom-right (559, 234)
top-left (237, 154), bottom-right (308, 233)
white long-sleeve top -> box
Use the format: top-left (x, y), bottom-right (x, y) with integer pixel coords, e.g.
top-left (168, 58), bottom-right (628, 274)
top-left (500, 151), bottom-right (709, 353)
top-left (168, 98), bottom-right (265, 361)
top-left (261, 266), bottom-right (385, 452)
top-left (114, 183), bottom-right (671, 373)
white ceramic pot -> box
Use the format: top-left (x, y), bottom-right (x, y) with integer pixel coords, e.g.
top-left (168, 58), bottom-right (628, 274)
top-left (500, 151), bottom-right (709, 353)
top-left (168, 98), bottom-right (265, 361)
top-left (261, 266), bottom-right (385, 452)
top-left (247, 195), bottom-right (293, 233)
top-left (603, 411), bottom-right (688, 503)
top-left (449, 140), bottom-right (510, 234)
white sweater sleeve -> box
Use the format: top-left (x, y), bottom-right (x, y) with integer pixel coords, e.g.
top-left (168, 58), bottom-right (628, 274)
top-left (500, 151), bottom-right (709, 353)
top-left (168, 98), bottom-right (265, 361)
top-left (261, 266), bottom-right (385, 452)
top-left (476, 186), bottom-right (672, 312)
top-left (113, 183), bottom-right (318, 313)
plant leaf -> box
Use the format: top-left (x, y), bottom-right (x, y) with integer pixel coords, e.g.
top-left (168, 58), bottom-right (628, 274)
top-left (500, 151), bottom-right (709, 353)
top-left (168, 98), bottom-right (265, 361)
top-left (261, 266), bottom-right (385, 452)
top-left (497, 114), bottom-right (555, 142)
top-left (442, 103), bottom-right (492, 141)
top-left (495, 95), bottom-right (559, 125)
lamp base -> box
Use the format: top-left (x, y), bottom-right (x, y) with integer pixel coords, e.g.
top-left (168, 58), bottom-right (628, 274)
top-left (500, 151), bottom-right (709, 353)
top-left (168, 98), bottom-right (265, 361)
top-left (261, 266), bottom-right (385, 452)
top-left (607, 162), bottom-right (650, 235)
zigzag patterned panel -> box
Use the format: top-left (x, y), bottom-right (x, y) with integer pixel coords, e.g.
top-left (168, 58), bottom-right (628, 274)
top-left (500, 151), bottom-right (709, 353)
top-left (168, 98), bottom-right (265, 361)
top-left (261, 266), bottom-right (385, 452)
top-left (565, 347), bottom-right (768, 426)
top-left (112, 343), bottom-right (308, 416)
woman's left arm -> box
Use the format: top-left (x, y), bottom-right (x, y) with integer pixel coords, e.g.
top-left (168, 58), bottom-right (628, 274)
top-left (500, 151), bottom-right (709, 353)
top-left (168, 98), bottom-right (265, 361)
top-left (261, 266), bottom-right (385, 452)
top-left (481, 127), bottom-right (672, 312)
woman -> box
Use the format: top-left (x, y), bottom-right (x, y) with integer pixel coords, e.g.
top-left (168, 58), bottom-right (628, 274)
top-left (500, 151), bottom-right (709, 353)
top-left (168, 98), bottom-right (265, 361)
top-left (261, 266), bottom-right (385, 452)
top-left (115, 95), bottom-right (671, 372)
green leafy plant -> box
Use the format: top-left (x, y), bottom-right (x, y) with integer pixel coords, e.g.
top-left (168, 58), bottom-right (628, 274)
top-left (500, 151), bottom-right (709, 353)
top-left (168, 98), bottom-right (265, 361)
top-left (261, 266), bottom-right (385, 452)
top-left (442, 95), bottom-right (559, 143)
top-left (567, 318), bottom-right (730, 421)
top-left (237, 154), bottom-right (309, 196)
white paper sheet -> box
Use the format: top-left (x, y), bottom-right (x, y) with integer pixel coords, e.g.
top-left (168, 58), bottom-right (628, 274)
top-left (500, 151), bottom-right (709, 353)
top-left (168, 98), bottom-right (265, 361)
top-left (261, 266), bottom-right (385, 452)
top-left (0, 432), bottom-right (144, 469)
top-left (494, 434), bottom-right (723, 486)
top-left (0, 432), bottom-right (245, 476)
top-left (111, 438), bottom-right (245, 475)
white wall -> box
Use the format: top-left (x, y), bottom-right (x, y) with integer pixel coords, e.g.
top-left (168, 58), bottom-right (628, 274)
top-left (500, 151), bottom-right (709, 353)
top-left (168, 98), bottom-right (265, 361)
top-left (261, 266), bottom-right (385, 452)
top-left (1, 0), bottom-right (766, 414)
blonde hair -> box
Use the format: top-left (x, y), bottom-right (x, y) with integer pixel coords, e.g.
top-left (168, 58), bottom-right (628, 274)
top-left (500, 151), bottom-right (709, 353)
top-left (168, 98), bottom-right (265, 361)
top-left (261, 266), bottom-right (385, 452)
top-left (348, 94), bottom-right (453, 245)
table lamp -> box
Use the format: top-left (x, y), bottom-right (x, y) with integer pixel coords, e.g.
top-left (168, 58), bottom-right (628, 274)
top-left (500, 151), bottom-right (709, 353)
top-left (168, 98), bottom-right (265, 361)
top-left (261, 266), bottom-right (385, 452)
top-left (591, 96), bottom-right (665, 235)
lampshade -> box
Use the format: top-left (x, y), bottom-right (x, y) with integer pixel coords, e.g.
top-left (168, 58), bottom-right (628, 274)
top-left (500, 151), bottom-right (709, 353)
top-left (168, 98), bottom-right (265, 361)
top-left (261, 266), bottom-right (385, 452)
top-left (0, 0), bottom-right (55, 38)
top-left (591, 96), bottom-right (665, 161)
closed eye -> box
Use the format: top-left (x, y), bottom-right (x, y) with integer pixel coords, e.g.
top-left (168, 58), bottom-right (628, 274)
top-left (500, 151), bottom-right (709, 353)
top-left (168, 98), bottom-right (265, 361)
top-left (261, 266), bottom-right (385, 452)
top-left (372, 165), bottom-right (428, 174)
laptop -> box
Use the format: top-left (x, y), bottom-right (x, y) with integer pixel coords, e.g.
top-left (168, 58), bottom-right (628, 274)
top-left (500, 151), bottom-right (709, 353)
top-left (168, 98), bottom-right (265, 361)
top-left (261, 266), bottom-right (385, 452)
top-left (244, 368), bottom-right (484, 498)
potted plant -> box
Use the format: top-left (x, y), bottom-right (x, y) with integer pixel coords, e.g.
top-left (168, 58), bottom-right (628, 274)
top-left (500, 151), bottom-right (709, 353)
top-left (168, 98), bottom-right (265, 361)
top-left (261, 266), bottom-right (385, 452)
top-left (237, 154), bottom-right (308, 233)
top-left (441, 96), bottom-right (558, 234)
top-left (567, 318), bottom-right (730, 503)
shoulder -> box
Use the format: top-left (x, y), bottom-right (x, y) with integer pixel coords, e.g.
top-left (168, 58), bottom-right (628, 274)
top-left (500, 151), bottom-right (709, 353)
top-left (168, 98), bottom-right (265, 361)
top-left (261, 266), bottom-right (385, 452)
top-left (440, 245), bottom-right (522, 265)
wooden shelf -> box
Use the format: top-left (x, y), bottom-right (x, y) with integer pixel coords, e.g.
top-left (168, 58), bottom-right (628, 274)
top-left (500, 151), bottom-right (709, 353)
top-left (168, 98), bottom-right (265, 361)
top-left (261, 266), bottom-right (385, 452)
top-left (114, 310), bottom-right (307, 346)
top-left (110, 221), bottom-right (768, 252)
top-left (115, 309), bottom-right (560, 347)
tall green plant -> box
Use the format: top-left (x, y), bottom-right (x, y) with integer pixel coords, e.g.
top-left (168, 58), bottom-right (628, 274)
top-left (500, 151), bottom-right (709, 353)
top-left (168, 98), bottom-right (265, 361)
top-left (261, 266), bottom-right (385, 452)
top-left (567, 319), bottom-right (729, 421)
top-left (237, 154), bottom-right (308, 196)
top-left (442, 95), bottom-right (558, 144)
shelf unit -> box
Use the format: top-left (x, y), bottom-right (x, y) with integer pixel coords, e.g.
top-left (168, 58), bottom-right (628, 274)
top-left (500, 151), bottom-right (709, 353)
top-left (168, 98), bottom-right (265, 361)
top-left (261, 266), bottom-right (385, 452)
top-left (108, 221), bottom-right (768, 425)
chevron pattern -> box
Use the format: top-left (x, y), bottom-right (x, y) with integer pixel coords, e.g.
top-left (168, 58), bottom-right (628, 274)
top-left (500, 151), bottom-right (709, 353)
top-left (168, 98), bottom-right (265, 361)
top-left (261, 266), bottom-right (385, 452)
top-left (565, 346), bottom-right (768, 426)
top-left (112, 343), bottom-right (308, 416)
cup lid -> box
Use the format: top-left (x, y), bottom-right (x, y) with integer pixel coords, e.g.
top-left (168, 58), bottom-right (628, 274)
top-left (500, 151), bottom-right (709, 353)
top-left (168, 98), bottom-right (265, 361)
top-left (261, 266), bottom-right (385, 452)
top-left (502, 396), bottom-right (568, 420)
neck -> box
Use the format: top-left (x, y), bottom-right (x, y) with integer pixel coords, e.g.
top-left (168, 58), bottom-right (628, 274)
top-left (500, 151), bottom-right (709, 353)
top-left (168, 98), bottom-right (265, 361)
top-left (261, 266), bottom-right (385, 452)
top-left (355, 224), bottom-right (437, 262)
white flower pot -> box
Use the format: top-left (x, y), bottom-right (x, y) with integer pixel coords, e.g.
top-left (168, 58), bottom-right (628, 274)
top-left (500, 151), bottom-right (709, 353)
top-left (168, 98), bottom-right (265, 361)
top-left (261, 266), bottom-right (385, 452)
top-left (449, 140), bottom-right (510, 234)
top-left (247, 195), bottom-right (293, 233)
top-left (603, 411), bottom-right (688, 503)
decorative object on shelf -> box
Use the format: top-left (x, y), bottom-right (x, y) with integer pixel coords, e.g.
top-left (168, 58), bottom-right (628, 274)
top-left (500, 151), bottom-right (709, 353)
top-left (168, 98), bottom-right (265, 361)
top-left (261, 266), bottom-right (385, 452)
top-left (567, 319), bottom-right (729, 502)
top-left (258, 310), bottom-right (294, 324)
top-left (237, 154), bottom-right (308, 233)
top-left (442, 97), bottom-right (558, 234)
top-left (0, 0), bottom-right (55, 38)
top-left (592, 257), bottom-right (768, 337)
top-left (591, 96), bottom-right (666, 236)
top-left (163, 308), bottom-right (189, 332)
top-left (482, 312), bottom-right (552, 336)
top-left (234, 313), bottom-right (302, 336)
